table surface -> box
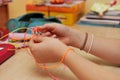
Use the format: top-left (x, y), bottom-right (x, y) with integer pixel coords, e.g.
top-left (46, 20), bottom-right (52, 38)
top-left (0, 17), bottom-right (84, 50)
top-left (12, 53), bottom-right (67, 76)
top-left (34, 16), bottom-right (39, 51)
top-left (0, 25), bottom-right (120, 80)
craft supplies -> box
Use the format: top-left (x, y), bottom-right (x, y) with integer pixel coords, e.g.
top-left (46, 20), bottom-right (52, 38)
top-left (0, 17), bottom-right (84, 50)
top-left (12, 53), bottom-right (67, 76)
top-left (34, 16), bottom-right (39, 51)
top-left (34, 47), bottom-right (74, 69)
top-left (8, 33), bottom-right (32, 42)
top-left (0, 44), bottom-right (15, 64)
top-left (0, 26), bottom-right (74, 80)
top-left (0, 28), bottom-right (9, 41)
top-left (65, 0), bottom-right (73, 4)
top-left (50, 0), bottom-right (64, 4)
top-left (32, 27), bottom-right (42, 35)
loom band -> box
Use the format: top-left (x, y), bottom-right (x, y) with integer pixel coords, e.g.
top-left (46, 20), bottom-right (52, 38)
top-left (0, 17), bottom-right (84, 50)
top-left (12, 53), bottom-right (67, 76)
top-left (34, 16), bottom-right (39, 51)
top-left (87, 34), bottom-right (94, 53)
top-left (26, 49), bottom-right (59, 80)
top-left (24, 30), bottom-right (28, 46)
top-left (8, 38), bottom-right (30, 43)
top-left (19, 28), bottom-right (32, 49)
top-left (8, 47), bottom-right (20, 51)
top-left (0, 27), bottom-right (32, 41)
top-left (9, 37), bottom-right (31, 41)
top-left (32, 28), bottom-right (43, 35)
top-left (8, 28), bottom-right (33, 43)
top-left (8, 44), bottom-right (29, 51)
top-left (0, 33), bottom-right (10, 41)
top-left (80, 32), bottom-right (88, 50)
top-left (0, 31), bottom-right (3, 36)
top-left (43, 64), bottom-right (59, 80)
top-left (0, 27), bottom-right (32, 51)
top-left (35, 47), bottom-right (74, 69)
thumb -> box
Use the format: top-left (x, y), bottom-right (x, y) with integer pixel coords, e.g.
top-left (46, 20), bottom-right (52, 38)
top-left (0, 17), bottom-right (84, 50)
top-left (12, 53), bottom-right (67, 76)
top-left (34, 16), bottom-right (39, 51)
top-left (29, 36), bottom-right (44, 49)
top-left (32, 35), bottom-right (44, 43)
top-left (33, 35), bottom-right (53, 43)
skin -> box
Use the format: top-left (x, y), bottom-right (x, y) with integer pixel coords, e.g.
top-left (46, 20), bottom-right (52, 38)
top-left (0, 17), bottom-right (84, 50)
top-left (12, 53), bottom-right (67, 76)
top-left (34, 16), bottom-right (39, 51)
top-left (29, 23), bottom-right (120, 80)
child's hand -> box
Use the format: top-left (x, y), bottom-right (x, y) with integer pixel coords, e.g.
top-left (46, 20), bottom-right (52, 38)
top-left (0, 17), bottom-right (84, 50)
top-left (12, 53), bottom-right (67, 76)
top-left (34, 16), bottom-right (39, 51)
top-left (40, 23), bottom-right (72, 45)
top-left (40, 23), bottom-right (84, 49)
top-left (29, 35), bottom-right (68, 63)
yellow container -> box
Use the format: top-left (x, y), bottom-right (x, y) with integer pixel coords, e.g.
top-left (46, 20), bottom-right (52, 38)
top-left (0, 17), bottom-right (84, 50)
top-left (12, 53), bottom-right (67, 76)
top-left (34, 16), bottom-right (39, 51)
top-left (50, 12), bottom-right (77, 25)
top-left (26, 1), bottom-right (85, 25)
top-left (26, 4), bottom-right (49, 18)
top-left (49, 1), bottom-right (85, 25)
top-left (27, 11), bottom-right (49, 18)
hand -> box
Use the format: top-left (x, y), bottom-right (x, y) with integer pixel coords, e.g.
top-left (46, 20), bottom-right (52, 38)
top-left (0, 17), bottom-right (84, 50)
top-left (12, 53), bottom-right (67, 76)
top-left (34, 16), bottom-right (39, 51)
top-left (29, 35), bottom-right (68, 63)
top-left (40, 23), bottom-right (84, 49)
top-left (40, 23), bottom-right (72, 45)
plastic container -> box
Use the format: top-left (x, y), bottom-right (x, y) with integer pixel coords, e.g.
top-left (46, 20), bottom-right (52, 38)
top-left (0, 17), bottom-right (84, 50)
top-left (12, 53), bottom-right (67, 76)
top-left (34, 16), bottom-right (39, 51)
top-left (50, 0), bottom-right (64, 4)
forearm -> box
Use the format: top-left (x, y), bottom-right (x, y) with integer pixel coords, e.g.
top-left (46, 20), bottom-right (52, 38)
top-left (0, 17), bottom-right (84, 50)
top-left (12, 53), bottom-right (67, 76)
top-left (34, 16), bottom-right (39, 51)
top-left (69, 29), bottom-right (85, 49)
top-left (63, 50), bottom-right (120, 80)
top-left (84, 36), bottom-right (120, 64)
top-left (69, 29), bottom-right (120, 64)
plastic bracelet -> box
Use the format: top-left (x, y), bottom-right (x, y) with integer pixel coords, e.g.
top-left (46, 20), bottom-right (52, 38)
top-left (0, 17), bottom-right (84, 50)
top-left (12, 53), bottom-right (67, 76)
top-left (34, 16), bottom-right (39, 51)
top-left (80, 32), bottom-right (88, 50)
top-left (36, 47), bottom-right (74, 69)
top-left (87, 34), bottom-right (94, 53)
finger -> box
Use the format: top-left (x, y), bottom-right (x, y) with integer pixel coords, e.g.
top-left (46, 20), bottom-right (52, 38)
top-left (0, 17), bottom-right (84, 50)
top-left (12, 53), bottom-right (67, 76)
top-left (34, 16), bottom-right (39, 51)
top-left (33, 35), bottom-right (43, 43)
top-left (40, 37), bottom-right (56, 42)
top-left (41, 32), bottom-right (52, 37)
top-left (51, 34), bottom-right (57, 38)
top-left (42, 23), bottom-right (65, 35)
top-left (33, 35), bottom-right (53, 43)
top-left (29, 37), bottom-right (35, 48)
top-left (40, 23), bottom-right (57, 32)
top-left (29, 36), bottom-right (46, 53)
top-left (28, 35), bottom-right (44, 48)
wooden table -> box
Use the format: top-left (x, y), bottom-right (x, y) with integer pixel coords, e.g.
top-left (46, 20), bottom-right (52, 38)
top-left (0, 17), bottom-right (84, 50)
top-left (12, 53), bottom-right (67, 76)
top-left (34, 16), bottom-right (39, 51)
top-left (0, 25), bottom-right (120, 80)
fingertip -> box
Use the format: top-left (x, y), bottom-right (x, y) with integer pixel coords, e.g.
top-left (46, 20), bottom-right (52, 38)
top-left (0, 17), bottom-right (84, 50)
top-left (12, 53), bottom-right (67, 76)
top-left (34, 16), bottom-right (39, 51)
top-left (29, 37), bottom-right (34, 47)
top-left (42, 23), bottom-right (56, 28)
top-left (51, 34), bottom-right (57, 38)
top-left (29, 35), bottom-right (41, 43)
top-left (42, 23), bottom-right (51, 28)
top-left (33, 37), bottom-right (41, 43)
top-left (42, 32), bottom-right (51, 37)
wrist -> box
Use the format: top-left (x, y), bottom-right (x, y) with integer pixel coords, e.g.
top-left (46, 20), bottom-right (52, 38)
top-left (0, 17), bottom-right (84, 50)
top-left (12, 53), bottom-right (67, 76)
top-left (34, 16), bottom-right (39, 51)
top-left (62, 48), bottom-right (75, 65)
top-left (69, 29), bottom-right (85, 49)
top-left (57, 45), bottom-right (69, 58)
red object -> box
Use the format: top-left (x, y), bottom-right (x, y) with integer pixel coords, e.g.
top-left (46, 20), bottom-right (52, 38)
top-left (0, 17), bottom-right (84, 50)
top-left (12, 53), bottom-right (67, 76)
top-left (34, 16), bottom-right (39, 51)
top-left (32, 27), bottom-right (41, 35)
top-left (65, 0), bottom-right (73, 4)
top-left (0, 44), bottom-right (15, 64)
top-left (110, 0), bottom-right (117, 6)
top-left (50, 0), bottom-right (64, 4)
top-left (0, 28), bottom-right (9, 41)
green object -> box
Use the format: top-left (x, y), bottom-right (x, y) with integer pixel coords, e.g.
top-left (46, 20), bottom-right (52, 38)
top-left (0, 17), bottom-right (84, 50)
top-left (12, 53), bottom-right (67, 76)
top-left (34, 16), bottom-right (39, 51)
top-left (91, 3), bottom-right (110, 15)
top-left (109, 5), bottom-right (120, 10)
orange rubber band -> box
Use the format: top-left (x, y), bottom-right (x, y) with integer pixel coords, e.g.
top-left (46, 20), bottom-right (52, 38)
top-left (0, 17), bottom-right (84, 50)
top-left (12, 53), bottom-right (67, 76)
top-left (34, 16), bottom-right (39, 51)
top-left (36, 47), bottom-right (74, 69)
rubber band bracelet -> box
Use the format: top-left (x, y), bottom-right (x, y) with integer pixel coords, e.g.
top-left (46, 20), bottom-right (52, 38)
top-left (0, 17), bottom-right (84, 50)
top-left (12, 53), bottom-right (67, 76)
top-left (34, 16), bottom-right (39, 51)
top-left (87, 34), bottom-right (94, 53)
top-left (36, 47), bottom-right (74, 69)
top-left (80, 32), bottom-right (88, 50)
